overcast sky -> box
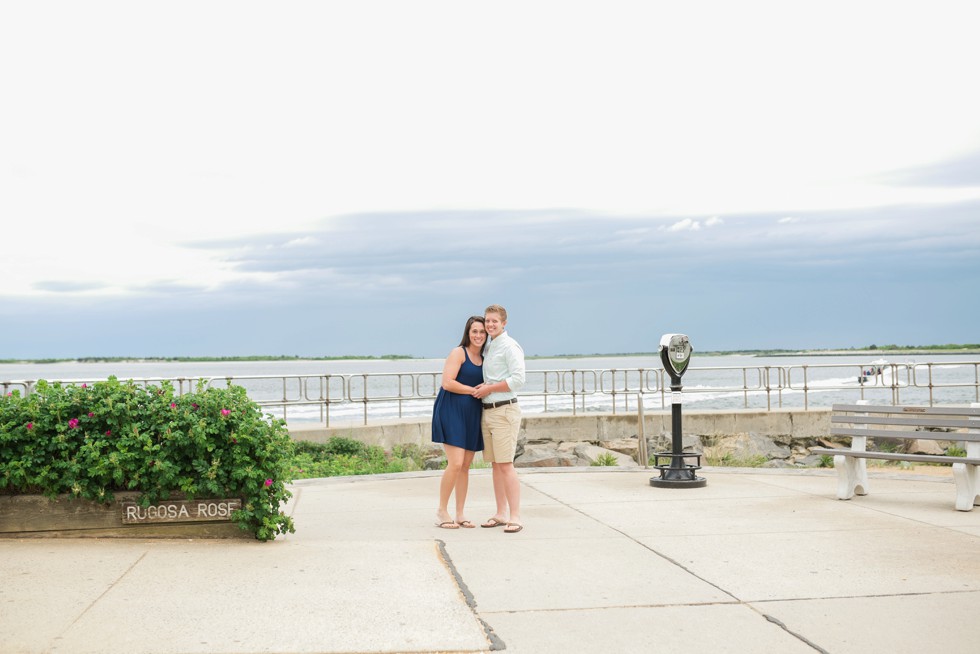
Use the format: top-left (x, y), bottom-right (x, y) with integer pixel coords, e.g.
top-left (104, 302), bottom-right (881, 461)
top-left (2, 1), bottom-right (979, 359)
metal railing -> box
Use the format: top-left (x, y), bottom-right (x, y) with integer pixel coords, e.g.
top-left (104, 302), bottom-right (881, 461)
top-left (4, 360), bottom-right (979, 426)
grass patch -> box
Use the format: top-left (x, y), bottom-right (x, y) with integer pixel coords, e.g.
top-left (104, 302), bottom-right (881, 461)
top-left (591, 452), bottom-right (619, 467)
top-left (704, 453), bottom-right (769, 467)
top-left (946, 445), bottom-right (967, 458)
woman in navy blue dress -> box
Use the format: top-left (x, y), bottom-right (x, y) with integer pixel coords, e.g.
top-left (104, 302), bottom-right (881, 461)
top-left (432, 315), bottom-right (486, 529)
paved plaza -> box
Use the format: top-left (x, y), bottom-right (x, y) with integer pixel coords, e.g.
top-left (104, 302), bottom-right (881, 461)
top-left (2, 466), bottom-right (979, 653)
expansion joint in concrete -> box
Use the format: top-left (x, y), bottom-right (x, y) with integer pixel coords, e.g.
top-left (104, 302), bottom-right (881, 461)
top-left (61, 550), bottom-right (149, 637)
top-left (436, 538), bottom-right (507, 651)
top-left (762, 613), bottom-right (830, 653)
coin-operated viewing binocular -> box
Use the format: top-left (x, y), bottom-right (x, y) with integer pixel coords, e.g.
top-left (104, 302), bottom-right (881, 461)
top-left (659, 333), bottom-right (692, 383)
top-left (651, 333), bottom-right (706, 489)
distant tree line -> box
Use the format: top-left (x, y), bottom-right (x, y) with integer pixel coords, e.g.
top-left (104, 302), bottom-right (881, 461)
top-left (0, 354), bottom-right (415, 364)
top-left (867, 343), bottom-right (980, 351)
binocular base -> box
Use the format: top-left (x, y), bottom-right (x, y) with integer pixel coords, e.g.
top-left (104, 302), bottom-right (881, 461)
top-left (650, 475), bottom-right (707, 488)
top-left (650, 452), bottom-right (707, 488)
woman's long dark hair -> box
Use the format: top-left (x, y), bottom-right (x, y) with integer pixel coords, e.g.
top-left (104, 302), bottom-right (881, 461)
top-left (459, 315), bottom-right (486, 350)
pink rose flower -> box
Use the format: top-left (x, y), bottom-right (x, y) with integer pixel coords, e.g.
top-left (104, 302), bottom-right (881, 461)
top-left (264, 479), bottom-right (273, 487)
top-left (106, 430), bottom-right (112, 436)
top-left (87, 412), bottom-right (94, 418)
top-left (68, 418), bottom-right (79, 429)
top-left (81, 383), bottom-right (87, 389)
top-left (170, 403), bottom-right (177, 409)
top-left (221, 409), bottom-right (231, 416)
top-left (27, 422), bottom-right (33, 430)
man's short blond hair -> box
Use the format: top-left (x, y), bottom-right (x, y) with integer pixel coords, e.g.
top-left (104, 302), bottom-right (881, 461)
top-left (484, 304), bottom-right (508, 322)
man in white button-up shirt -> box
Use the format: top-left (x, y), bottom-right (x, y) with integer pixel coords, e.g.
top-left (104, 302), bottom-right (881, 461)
top-left (472, 304), bottom-right (526, 533)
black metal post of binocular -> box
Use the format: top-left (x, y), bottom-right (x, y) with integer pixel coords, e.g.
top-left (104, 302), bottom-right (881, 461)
top-left (650, 334), bottom-right (707, 489)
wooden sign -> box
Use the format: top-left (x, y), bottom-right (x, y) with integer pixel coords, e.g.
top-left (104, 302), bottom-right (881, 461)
top-left (121, 499), bottom-right (242, 525)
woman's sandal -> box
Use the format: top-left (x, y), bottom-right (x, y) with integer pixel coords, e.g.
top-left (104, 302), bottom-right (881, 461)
top-left (504, 523), bottom-right (523, 533)
top-left (456, 520), bottom-right (476, 528)
top-left (435, 520), bottom-right (460, 529)
top-left (481, 517), bottom-right (507, 528)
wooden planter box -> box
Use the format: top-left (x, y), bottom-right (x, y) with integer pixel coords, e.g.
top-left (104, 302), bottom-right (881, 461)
top-left (0, 493), bottom-right (250, 539)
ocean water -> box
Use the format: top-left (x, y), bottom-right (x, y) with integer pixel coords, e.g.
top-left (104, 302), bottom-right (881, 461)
top-left (3, 354), bottom-right (978, 424)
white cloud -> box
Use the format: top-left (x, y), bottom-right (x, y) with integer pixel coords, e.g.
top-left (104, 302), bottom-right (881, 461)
top-left (666, 219), bottom-right (702, 232)
top-left (779, 217), bottom-right (801, 224)
top-left (283, 237), bottom-right (317, 248)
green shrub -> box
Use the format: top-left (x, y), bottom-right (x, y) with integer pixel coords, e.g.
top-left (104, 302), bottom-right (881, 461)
top-left (0, 378), bottom-right (294, 541)
top-left (288, 437), bottom-right (431, 478)
top-left (946, 445), bottom-right (967, 458)
top-left (322, 436), bottom-right (368, 457)
top-left (875, 439), bottom-right (900, 453)
top-left (391, 442), bottom-right (424, 461)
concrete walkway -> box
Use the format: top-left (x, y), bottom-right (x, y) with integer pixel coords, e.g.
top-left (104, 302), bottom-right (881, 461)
top-left (2, 466), bottom-right (979, 653)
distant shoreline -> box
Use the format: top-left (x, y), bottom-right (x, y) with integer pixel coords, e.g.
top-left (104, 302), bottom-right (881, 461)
top-left (3, 346), bottom-right (979, 365)
top-left (0, 355), bottom-right (416, 365)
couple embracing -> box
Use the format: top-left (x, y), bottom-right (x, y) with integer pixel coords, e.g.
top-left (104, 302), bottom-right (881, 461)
top-left (431, 304), bottom-right (525, 534)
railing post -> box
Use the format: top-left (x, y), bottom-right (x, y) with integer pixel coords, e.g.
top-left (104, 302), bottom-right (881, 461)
top-left (637, 393), bottom-right (648, 467)
top-left (802, 365), bottom-right (809, 411)
top-left (765, 366), bottom-right (772, 411)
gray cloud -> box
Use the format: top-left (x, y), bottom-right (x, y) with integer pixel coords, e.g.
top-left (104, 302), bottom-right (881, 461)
top-left (876, 149), bottom-right (980, 188)
top-left (4, 202), bottom-right (979, 359)
top-left (29, 204), bottom-right (980, 308)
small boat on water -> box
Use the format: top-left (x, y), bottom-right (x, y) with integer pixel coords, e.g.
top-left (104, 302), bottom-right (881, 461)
top-left (858, 358), bottom-right (888, 383)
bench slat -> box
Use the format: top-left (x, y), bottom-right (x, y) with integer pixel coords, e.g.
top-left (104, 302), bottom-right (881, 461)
top-left (809, 448), bottom-right (980, 465)
top-left (831, 415), bottom-right (979, 429)
top-left (830, 426), bottom-right (980, 442)
top-left (832, 403), bottom-right (980, 417)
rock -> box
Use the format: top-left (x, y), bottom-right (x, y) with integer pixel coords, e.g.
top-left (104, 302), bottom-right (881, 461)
top-left (770, 433), bottom-right (793, 446)
top-left (515, 445), bottom-right (577, 467)
top-left (762, 459), bottom-right (795, 468)
top-left (709, 432), bottom-right (791, 461)
top-left (647, 432), bottom-right (701, 456)
top-left (556, 442), bottom-right (590, 466)
top-left (906, 439), bottom-right (945, 455)
top-left (572, 443), bottom-right (638, 467)
top-left (797, 453), bottom-right (832, 468)
top-left (513, 442), bottom-right (642, 468)
top-left (598, 438), bottom-right (639, 458)
top-left (424, 456), bottom-right (446, 471)
top-left (514, 435), bottom-right (528, 459)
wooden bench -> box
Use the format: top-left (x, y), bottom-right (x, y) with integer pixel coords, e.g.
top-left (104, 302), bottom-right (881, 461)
top-left (810, 402), bottom-right (980, 511)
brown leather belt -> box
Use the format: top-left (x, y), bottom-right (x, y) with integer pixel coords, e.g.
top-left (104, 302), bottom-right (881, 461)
top-left (483, 398), bottom-right (518, 409)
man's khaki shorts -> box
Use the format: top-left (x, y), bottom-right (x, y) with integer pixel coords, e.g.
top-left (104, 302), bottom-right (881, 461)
top-left (481, 403), bottom-right (521, 463)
